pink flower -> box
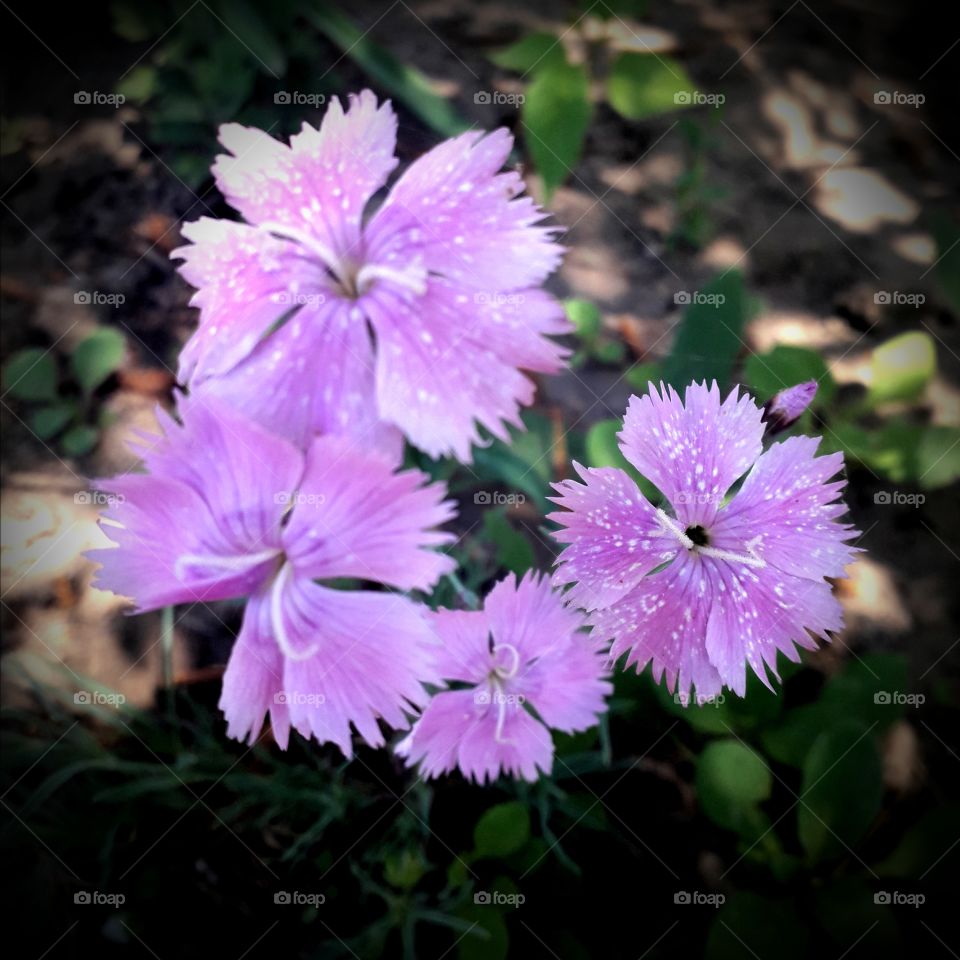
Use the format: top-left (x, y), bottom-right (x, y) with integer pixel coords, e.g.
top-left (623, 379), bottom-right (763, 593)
top-left (88, 397), bottom-right (456, 756)
top-left (549, 382), bottom-right (860, 703)
top-left (173, 90), bottom-right (569, 461)
top-left (397, 574), bottom-right (611, 783)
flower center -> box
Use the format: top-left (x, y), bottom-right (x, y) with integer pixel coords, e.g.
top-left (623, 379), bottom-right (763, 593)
top-left (685, 525), bottom-right (710, 547)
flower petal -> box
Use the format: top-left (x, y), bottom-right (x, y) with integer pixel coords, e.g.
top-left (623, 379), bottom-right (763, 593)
top-left (619, 382), bottom-right (764, 526)
top-left (283, 434), bottom-right (455, 590)
top-left (710, 435), bottom-right (860, 581)
top-left (373, 127), bottom-right (562, 290)
top-left (278, 579), bottom-right (440, 757)
top-left (549, 464), bottom-right (679, 610)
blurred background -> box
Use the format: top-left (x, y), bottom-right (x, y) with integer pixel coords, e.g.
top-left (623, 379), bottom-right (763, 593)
top-left (1, 0), bottom-right (957, 957)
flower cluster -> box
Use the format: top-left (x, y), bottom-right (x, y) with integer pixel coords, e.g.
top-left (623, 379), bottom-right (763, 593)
top-left (89, 91), bottom-right (859, 781)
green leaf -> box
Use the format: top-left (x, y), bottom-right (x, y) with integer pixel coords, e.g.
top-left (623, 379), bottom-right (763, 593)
top-left (3, 348), bottom-right (58, 402)
top-left (28, 403), bottom-right (75, 440)
top-left (867, 331), bottom-right (936, 404)
top-left (743, 344), bottom-right (836, 405)
top-left (457, 906), bottom-right (507, 960)
top-left (798, 720), bottom-right (882, 862)
top-left (696, 739), bottom-right (772, 836)
top-left (661, 270), bottom-right (753, 390)
top-left (116, 65), bottom-right (156, 102)
top-left (60, 424), bottom-right (99, 457)
top-left (384, 848), bottom-right (428, 890)
top-left (706, 893), bottom-right (809, 960)
top-left (482, 510), bottom-right (535, 577)
top-left (522, 58), bottom-right (591, 198)
top-left (219, 0), bottom-right (287, 76)
top-left (819, 653), bottom-right (909, 729)
top-left (70, 328), bottom-right (126, 396)
top-left (874, 805), bottom-right (960, 877)
top-left (565, 298), bottom-right (602, 341)
top-left (473, 801), bottom-right (530, 858)
top-left (813, 877), bottom-right (901, 953)
top-left (607, 52), bottom-right (696, 120)
top-left (760, 702), bottom-right (839, 767)
top-left (490, 32), bottom-right (565, 73)
top-left (309, 3), bottom-right (469, 138)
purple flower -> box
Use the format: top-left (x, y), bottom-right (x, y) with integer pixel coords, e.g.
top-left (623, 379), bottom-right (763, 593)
top-left (173, 90), bottom-right (569, 461)
top-left (763, 379), bottom-right (818, 434)
top-left (88, 397), bottom-right (456, 755)
top-left (397, 574), bottom-right (612, 783)
top-left (549, 382), bottom-right (860, 702)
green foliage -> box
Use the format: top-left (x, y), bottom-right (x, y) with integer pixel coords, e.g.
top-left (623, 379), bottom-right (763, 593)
top-left (606, 52), bottom-right (695, 120)
top-left (696, 739), bottom-right (772, 836)
top-left (867, 331), bottom-right (936, 405)
top-left (523, 58), bottom-right (592, 199)
top-left (744, 343), bottom-right (836, 405)
top-left (473, 802), bottom-right (530, 858)
top-left (2, 329), bottom-right (126, 457)
top-left (661, 270), bottom-right (755, 390)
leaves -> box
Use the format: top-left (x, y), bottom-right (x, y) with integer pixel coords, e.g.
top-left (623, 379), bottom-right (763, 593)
top-left (744, 344), bottom-right (836, 406)
top-left (522, 58), bottom-right (591, 198)
top-left (2, 348), bottom-right (58, 402)
top-left (473, 802), bottom-right (530, 858)
top-left (70, 328), bottom-right (126, 397)
top-left (867, 331), bottom-right (936, 405)
top-left (696, 739), bottom-right (772, 835)
top-left (607, 52), bottom-right (695, 120)
top-left (490, 32), bottom-right (565, 73)
top-left (797, 720), bottom-right (882, 862)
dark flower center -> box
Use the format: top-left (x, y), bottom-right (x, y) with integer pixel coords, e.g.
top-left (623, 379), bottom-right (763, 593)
top-left (685, 525), bottom-right (710, 547)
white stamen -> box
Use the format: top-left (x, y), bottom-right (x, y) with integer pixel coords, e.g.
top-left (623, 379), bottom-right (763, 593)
top-left (655, 508), bottom-right (694, 549)
top-left (355, 262), bottom-right (427, 296)
top-left (698, 535), bottom-right (767, 569)
top-left (492, 642), bottom-right (520, 680)
top-left (175, 547), bottom-right (281, 581)
top-left (270, 562), bottom-right (319, 661)
top-left (258, 221), bottom-right (347, 286)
